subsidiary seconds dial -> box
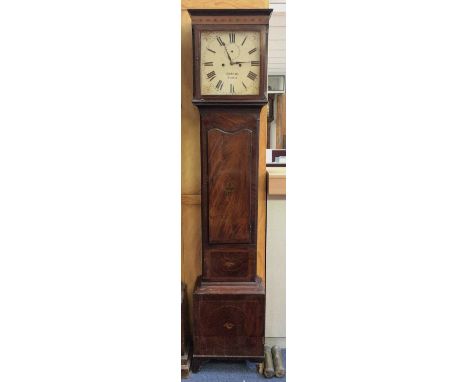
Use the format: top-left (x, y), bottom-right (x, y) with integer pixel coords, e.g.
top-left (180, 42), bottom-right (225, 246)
top-left (200, 31), bottom-right (261, 96)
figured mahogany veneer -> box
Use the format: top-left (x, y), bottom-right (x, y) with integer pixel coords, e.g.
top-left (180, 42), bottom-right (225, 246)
top-left (192, 276), bottom-right (265, 370)
top-left (200, 106), bottom-right (260, 282)
top-left (207, 128), bottom-right (252, 243)
top-left (203, 249), bottom-right (256, 282)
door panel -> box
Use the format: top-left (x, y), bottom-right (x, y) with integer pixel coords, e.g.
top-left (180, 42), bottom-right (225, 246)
top-left (203, 248), bottom-right (256, 281)
top-left (207, 128), bottom-right (252, 243)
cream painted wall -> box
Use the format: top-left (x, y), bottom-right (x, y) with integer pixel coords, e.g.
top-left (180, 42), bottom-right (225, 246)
top-left (266, 194), bottom-right (286, 345)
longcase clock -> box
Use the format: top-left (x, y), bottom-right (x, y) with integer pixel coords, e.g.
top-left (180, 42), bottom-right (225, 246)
top-left (188, 8), bottom-right (272, 372)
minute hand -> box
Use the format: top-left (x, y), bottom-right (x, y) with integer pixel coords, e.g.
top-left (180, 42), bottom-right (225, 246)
top-left (223, 45), bottom-right (233, 64)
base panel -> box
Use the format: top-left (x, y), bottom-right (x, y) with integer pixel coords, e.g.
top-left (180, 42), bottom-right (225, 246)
top-left (192, 276), bottom-right (265, 372)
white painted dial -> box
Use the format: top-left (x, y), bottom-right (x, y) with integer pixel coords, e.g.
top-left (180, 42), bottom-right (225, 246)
top-left (200, 31), bottom-right (261, 96)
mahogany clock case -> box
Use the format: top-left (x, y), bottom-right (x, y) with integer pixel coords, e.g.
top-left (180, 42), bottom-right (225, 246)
top-left (189, 9), bottom-right (272, 105)
top-left (187, 8), bottom-right (272, 372)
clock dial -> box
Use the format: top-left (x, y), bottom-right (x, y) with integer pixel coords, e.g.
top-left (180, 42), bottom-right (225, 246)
top-left (200, 31), bottom-right (261, 96)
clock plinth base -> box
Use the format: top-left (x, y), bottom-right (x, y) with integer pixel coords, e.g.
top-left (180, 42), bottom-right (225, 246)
top-left (192, 276), bottom-right (265, 372)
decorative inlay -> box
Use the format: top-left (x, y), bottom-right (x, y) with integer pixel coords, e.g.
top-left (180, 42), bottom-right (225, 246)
top-left (224, 322), bottom-right (235, 330)
top-left (223, 260), bottom-right (236, 269)
top-left (224, 181), bottom-right (235, 196)
top-left (191, 16), bottom-right (270, 25)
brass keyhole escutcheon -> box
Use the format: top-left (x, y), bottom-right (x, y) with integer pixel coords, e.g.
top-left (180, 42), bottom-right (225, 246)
top-left (224, 181), bottom-right (235, 196)
top-left (224, 260), bottom-right (235, 268)
top-left (224, 322), bottom-right (234, 330)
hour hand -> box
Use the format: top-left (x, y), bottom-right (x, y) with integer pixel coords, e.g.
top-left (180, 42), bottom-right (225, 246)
top-left (231, 61), bottom-right (250, 64)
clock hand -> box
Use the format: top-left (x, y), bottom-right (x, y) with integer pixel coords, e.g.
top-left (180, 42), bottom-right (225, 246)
top-left (231, 61), bottom-right (250, 64)
top-left (222, 44), bottom-right (233, 64)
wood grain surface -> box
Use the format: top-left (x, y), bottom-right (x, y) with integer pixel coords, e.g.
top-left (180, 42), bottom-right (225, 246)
top-left (207, 128), bottom-right (252, 243)
top-left (199, 107), bottom-right (261, 283)
top-left (192, 276), bottom-right (265, 367)
top-left (267, 167), bottom-right (286, 196)
top-left (257, 105), bottom-right (267, 283)
top-left (181, 0), bottom-right (268, 10)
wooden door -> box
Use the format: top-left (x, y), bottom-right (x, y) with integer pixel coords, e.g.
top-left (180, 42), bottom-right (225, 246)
top-left (199, 107), bottom-right (261, 281)
top-left (207, 128), bottom-right (253, 243)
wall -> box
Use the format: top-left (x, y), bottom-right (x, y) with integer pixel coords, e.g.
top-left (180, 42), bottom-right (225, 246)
top-left (265, 194), bottom-right (286, 347)
top-left (267, 0), bottom-right (286, 75)
top-left (180, 0), bottom-right (269, 334)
